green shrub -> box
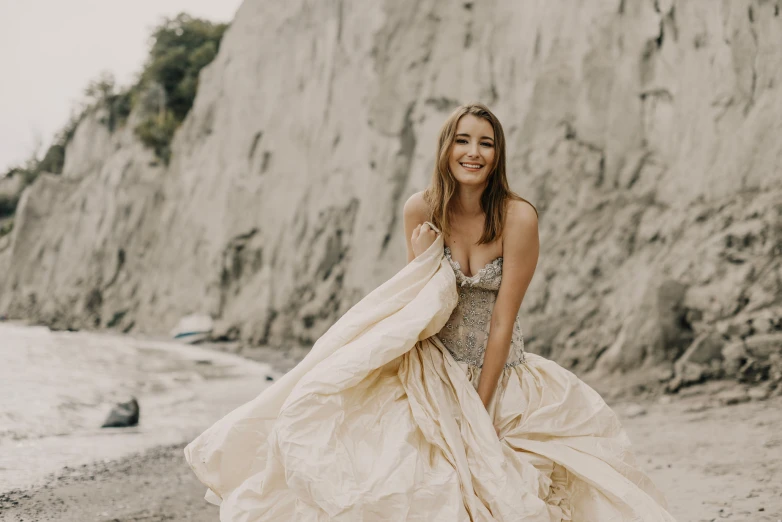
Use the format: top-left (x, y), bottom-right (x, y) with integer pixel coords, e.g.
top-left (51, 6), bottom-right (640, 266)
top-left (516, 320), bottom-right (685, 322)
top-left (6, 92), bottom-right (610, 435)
top-left (109, 91), bottom-right (133, 129)
top-left (84, 72), bottom-right (117, 103)
top-left (132, 14), bottom-right (227, 162)
top-left (37, 144), bottom-right (65, 175)
top-left (135, 109), bottom-right (179, 163)
top-left (83, 73), bottom-right (135, 132)
top-left (25, 13), bottom-right (228, 168)
top-left (98, 90), bottom-right (134, 132)
top-left (1, 11), bottom-right (227, 190)
top-left (0, 109), bottom-right (83, 188)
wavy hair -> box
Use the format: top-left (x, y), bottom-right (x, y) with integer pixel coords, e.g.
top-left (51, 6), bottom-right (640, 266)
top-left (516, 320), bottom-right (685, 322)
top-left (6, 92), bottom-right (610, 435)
top-left (423, 102), bottom-right (536, 244)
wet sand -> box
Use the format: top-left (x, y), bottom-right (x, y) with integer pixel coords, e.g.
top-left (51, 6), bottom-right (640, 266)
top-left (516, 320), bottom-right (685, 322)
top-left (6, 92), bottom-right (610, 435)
top-left (0, 323), bottom-right (284, 494)
top-left (2, 381), bottom-right (780, 521)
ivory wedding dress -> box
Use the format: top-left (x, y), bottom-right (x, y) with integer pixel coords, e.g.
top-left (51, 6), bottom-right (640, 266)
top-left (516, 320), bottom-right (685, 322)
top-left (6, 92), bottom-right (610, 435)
top-left (185, 223), bottom-right (676, 521)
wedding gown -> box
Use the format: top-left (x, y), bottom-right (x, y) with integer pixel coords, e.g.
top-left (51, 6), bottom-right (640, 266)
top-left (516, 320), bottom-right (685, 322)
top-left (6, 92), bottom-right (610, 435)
top-left (184, 223), bottom-right (676, 521)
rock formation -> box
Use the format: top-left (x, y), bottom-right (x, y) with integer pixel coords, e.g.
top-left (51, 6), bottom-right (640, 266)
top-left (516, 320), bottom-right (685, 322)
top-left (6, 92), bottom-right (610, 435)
top-left (1, 0), bottom-right (780, 391)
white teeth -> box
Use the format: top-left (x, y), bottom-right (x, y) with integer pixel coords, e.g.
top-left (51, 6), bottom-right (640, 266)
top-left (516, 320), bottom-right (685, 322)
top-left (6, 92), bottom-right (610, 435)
top-left (461, 163), bottom-right (482, 169)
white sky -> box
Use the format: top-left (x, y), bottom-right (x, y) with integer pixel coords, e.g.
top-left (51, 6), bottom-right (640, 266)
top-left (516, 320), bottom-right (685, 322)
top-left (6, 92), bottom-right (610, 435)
top-left (0, 0), bottom-right (243, 174)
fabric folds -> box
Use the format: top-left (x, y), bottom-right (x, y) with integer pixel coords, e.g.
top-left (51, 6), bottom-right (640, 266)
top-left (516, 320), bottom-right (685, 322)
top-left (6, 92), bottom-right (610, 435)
top-left (184, 231), bottom-right (676, 521)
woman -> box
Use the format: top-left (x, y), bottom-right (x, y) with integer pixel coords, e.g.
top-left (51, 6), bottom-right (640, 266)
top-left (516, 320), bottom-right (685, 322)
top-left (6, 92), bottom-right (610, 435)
top-left (185, 104), bottom-right (676, 521)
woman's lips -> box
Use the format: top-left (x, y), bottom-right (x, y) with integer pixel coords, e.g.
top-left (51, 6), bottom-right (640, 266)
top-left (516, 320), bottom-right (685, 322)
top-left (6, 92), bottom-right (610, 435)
top-left (460, 162), bottom-right (483, 171)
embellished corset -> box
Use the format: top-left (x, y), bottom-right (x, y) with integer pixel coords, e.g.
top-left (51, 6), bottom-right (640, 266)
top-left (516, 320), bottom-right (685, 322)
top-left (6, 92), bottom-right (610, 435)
top-left (437, 247), bottom-right (527, 368)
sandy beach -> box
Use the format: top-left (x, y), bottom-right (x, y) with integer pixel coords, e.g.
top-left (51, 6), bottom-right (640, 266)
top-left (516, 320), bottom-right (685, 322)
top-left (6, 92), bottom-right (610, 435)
top-left (0, 324), bottom-right (277, 498)
top-left (1, 388), bottom-right (780, 521)
top-left (1, 324), bottom-right (780, 521)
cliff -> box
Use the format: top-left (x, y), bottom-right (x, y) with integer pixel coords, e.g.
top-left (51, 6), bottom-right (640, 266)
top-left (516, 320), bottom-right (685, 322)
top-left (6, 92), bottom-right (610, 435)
top-left (2, 0), bottom-right (780, 390)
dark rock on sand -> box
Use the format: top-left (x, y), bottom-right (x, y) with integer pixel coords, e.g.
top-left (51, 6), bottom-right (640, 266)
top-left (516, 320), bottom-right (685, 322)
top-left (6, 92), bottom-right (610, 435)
top-left (101, 397), bottom-right (140, 428)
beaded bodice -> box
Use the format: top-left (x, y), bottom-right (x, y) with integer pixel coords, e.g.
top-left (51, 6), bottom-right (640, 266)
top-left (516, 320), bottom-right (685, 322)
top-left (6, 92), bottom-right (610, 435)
top-left (437, 247), bottom-right (526, 368)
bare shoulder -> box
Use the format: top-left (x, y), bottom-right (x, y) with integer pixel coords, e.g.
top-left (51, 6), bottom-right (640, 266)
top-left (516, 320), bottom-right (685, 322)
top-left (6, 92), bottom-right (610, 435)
top-left (402, 191), bottom-right (431, 262)
top-left (495, 198), bottom-right (540, 314)
top-left (403, 191), bottom-right (429, 224)
top-left (505, 198), bottom-right (539, 234)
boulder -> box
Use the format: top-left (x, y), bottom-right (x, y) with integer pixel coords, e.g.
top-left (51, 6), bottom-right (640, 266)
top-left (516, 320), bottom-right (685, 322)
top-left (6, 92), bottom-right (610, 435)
top-left (597, 277), bottom-right (692, 374)
top-left (667, 332), bottom-right (725, 391)
top-left (679, 332), bottom-right (725, 366)
top-left (101, 397), bottom-right (140, 428)
top-left (722, 334), bottom-right (782, 383)
top-left (743, 333), bottom-right (782, 360)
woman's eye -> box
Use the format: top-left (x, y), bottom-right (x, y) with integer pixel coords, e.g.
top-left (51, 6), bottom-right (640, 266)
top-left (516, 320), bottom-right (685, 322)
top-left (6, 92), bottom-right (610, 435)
top-left (456, 139), bottom-right (468, 144)
top-left (481, 142), bottom-right (493, 147)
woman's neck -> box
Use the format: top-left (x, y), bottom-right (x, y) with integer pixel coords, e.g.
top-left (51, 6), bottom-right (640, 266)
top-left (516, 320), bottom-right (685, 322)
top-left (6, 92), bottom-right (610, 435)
top-left (452, 184), bottom-right (485, 218)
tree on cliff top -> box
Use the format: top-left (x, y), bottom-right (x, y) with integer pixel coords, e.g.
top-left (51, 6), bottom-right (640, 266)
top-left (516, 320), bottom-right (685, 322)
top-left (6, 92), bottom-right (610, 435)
top-left (134, 14), bottom-right (228, 162)
top-left (142, 14), bottom-right (226, 121)
top-left (1, 12), bottom-right (228, 195)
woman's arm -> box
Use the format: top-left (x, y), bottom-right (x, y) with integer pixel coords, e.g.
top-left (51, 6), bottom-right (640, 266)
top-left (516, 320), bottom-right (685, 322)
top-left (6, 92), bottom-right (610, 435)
top-left (403, 191), bottom-right (431, 263)
top-left (477, 199), bottom-right (540, 409)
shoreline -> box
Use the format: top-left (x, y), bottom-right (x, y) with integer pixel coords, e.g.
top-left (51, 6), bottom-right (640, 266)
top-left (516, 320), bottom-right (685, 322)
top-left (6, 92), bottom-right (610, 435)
top-left (2, 323), bottom-right (780, 521)
top-left (0, 323), bottom-right (278, 493)
top-left (2, 388), bottom-right (780, 521)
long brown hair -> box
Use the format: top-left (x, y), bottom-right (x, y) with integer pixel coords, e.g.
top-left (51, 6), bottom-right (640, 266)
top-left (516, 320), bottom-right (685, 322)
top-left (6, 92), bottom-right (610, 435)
top-left (423, 103), bottom-right (537, 244)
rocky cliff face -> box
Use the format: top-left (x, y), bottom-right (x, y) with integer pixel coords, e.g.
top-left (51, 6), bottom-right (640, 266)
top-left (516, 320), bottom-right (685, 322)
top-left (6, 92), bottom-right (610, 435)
top-left (2, 0), bottom-right (780, 390)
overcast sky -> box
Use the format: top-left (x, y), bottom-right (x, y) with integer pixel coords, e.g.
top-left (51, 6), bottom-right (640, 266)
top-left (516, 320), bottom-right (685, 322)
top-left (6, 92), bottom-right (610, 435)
top-left (0, 0), bottom-right (243, 174)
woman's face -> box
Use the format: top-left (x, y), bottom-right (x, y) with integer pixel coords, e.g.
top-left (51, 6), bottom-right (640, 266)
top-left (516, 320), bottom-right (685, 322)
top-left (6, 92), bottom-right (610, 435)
top-left (448, 114), bottom-right (496, 188)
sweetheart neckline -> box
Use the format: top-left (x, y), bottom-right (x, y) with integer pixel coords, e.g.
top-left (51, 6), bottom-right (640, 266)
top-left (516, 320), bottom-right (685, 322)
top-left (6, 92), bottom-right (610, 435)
top-left (443, 246), bottom-right (503, 280)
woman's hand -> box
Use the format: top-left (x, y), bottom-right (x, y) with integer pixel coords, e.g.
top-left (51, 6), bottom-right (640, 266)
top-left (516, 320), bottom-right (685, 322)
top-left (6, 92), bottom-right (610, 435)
top-left (411, 223), bottom-right (437, 257)
top-left (480, 391), bottom-right (501, 439)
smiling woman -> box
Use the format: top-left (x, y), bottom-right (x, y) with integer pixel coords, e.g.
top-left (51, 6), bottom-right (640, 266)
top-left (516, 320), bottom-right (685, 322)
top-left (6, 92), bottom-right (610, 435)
top-left (185, 102), bottom-right (677, 521)
top-left (451, 115), bottom-right (496, 179)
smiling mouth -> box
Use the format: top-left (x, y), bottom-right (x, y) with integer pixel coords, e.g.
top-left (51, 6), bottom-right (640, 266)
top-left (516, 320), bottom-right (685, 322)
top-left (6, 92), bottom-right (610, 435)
top-left (460, 162), bottom-right (483, 170)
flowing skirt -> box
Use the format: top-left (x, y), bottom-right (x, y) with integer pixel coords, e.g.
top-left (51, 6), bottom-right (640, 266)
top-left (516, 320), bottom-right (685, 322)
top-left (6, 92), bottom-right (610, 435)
top-left (184, 239), bottom-right (675, 521)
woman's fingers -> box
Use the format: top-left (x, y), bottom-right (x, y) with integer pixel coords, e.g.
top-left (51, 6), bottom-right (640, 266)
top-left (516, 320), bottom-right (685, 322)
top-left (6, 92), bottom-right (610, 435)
top-left (411, 223), bottom-right (437, 257)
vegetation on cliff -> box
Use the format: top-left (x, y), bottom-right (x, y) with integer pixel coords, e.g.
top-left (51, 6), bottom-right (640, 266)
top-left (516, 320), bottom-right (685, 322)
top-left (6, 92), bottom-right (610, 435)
top-left (0, 13), bottom-right (227, 227)
top-left (133, 14), bottom-right (228, 162)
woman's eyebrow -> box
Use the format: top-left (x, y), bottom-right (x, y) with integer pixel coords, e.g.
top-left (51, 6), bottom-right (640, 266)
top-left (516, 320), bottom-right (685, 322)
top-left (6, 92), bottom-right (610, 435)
top-left (455, 133), bottom-right (494, 141)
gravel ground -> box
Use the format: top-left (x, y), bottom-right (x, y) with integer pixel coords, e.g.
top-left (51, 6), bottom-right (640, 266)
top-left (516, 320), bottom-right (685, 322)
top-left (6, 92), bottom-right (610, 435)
top-left (0, 443), bottom-right (216, 522)
top-left (2, 382), bottom-right (780, 522)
